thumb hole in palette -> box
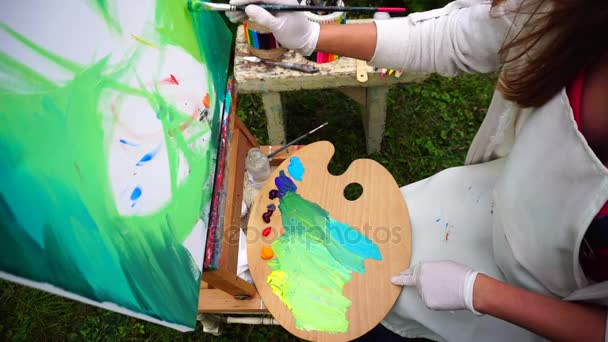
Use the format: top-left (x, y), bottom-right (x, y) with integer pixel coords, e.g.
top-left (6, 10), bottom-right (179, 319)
top-left (343, 182), bottom-right (363, 201)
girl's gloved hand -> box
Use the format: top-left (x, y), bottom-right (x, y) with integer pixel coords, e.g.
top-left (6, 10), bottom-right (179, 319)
top-left (226, 0), bottom-right (320, 56)
top-left (391, 260), bottom-right (482, 315)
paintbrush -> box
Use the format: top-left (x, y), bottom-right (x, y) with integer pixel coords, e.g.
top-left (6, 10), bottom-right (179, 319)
top-left (267, 122), bottom-right (328, 159)
top-left (244, 56), bottom-right (319, 73)
top-left (189, 1), bottom-right (406, 13)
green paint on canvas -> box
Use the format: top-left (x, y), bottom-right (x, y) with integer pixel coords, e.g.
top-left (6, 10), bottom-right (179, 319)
top-left (91, 0), bottom-right (122, 33)
top-left (154, 0), bottom-right (231, 150)
top-left (0, 0), bottom-right (233, 329)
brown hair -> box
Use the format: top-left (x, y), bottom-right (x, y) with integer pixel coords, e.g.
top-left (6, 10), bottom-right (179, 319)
top-left (492, 0), bottom-right (608, 108)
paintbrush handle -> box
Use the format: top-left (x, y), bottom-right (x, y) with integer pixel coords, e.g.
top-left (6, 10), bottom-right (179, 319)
top-left (266, 61), bottom-right (320, 73)
top-left (237, 4), bottom-right (406, 12)
top-left (267, 134), bottom-right (311, 159)
top-left (188, 1), bottom-right (406, 12)
top-left (267, 122), bottom-right (328, 158)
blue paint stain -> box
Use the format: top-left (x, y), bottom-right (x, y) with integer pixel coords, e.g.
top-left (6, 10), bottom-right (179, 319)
top-left (287, 156), bottom-right (305, 181)
top-left (224, 92), bottom-right (232, 115)
top-left (130, 187), bottom-right (142, 201)
top-left (275, 170), bottom-right (297, 198)
top-left (326, 218), bottom-right (382, 274)
top-left (435, 218), bottom-right (441, 222)
top-left (136, 145), bottom-right (161, 166)
top-left (445, 222), bottom-right (448, 228)
top-left (130, 186), bottom-right (142, 208)
top-left (119, 139), bottom-right (139, 147)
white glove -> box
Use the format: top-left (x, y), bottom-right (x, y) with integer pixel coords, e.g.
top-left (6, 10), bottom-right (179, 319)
top-left (225, 0), bottom-right (251, 23)
top-left (227, 0), bottom-right (320, 56)
top-left (391, 261), bottom-right (482, 315)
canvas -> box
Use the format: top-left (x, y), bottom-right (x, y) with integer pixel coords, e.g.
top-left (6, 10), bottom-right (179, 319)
top-left (0, 0), bottom-right (232, 331)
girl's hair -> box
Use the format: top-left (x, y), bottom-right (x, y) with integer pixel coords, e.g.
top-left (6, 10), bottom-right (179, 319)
top-left (492, 0), bottom-right (608, 108)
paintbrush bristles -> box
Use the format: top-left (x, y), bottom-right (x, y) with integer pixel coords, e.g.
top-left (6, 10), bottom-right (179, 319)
top-left (201, 2), bottom-right (234, 11)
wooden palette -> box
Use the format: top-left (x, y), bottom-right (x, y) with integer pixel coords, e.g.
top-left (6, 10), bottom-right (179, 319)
top-left (248, 141), bottom-right (411, 341)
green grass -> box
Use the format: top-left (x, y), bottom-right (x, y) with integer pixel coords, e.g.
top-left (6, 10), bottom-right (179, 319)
top-left (238, 73), bottom-right (496, 185)
top-left (0, 73), bottom-right (496, 341)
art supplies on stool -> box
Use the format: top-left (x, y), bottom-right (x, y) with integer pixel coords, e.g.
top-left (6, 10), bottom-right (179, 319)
top-left (243, 20), bottom-right (286, 60)
top-left (243, 56), bottom-right (319, 73)
top-left (303, 0), bottom-right (346, 64)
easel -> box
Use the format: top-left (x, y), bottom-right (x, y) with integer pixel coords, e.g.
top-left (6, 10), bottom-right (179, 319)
top-left (199, 84), bottom-right (293, 314)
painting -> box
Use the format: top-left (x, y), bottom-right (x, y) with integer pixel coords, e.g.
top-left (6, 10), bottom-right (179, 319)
top-left (0, 0), bottom-right (232, 331)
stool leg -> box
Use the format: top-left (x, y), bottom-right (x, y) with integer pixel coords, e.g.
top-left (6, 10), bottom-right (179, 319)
top-left (363, 86), bottom-right (389, 154)
top-left (261, 92), bottom-right (286, 145)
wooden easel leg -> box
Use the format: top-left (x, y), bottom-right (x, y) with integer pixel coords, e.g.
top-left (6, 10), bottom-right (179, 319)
top-left (261, 92), bottom-right (286, 145)
top-left (363, 86), bottom-right (389, 154)
top-left (202, 269), bottom-right (257, 299)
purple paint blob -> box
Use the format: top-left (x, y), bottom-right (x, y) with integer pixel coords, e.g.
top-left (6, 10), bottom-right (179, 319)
top-left (274, 170), bottom-right (297, 198)
top-left (136, 145), bottom-right (161, 166)
top-left (269, 189), bottom-right (279, 200)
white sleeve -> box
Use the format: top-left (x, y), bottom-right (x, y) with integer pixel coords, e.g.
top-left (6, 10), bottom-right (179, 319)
top-left (369, 0), bottom-right (516, 76)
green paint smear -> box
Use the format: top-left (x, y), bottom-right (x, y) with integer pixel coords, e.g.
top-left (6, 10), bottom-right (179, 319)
top-left (0, 1), bottom-right (233, 329)
top-left (0, 57), bottom-right (201, 327)
top-left (267, 191), bottom-right (381, 332)
top-left (91, 0), bottom-right (122, 33)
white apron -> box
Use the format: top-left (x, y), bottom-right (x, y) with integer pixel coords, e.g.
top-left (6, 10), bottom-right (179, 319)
top-left (382, 90), bottom-right (608, 341)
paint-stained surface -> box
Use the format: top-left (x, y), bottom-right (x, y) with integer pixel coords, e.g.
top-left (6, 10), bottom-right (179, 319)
top-left (0, 0), bottom-right (231, 331)
top-left (267, 172), bottom-right (382, 332)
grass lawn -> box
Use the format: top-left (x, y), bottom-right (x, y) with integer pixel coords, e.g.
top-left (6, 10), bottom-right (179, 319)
top-left (0, 73), bottom-right (496, 341)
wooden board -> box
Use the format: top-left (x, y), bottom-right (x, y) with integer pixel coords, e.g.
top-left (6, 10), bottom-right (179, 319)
top-left (198, 288), bottom-right (267, 313)
top-left (248, 141), bottom-right (411, 341)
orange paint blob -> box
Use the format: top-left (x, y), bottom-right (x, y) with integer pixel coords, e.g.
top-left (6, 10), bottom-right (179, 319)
top-left (261, 246), bottom-right (274, 260)
top-left (203, 93), bottom-right (210, 108)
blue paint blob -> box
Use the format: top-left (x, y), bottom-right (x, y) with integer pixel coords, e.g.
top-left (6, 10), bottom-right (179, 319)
top-left (274, 170), bottom-right (297, 198)
top-left (119, 139), bottom-right (139, 147)
top-left (287, 156), bottom-right (305, 181)
top-left (130, 187), bottom-right (142, 201)
top-left (136, 145), bottom-right (161, 166)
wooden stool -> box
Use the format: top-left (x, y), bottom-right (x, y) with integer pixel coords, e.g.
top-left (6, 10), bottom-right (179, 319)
top-left (233, 19), bottom-right (429, 154)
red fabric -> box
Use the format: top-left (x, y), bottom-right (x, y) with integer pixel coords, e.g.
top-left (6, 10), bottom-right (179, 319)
top-left (567, 70), bottom-right (584, 129)
top-left (567, 70), bottom-right (608, 217)
top-left (569, 70), bottom-right (608, 282)
top-left (599, 202), bottom-right (608, 217)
